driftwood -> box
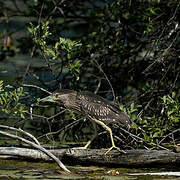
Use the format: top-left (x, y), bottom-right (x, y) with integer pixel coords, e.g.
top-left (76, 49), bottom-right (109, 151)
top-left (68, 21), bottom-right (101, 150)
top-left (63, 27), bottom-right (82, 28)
top-left (0, 147), bottom-right (180, 167)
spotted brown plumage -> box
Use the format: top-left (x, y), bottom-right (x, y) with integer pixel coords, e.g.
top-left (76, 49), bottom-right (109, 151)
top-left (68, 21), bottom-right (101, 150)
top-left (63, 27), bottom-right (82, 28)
top-left (42, 89), bottom-right (131, 154)
top-left (77, 91), bottom-right (130, 125)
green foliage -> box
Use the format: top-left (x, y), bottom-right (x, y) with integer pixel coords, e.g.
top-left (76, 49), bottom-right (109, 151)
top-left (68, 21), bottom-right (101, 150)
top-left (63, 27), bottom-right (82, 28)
top-left (55, 37), bottom-right (81, 60)
top-left (120, 103), bottom-right (143, 130)
top-left (121, 94), bottom-right (180, 146)
top-left (142, 7), bottom-right (160, 34)
top-left (139, 94), bottom-right (179, 145)
top-left (161, 93), bottom-right (180, 125)
top-left (0, 81), bottom-right (27, 118)
top-left (28, 22), bottom-right (54, 56)
top-left (28, 22), bottom-right (82, 81)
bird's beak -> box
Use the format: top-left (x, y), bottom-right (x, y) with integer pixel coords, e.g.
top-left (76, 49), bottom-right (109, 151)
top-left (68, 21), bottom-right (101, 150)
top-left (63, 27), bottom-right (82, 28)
top-left (39, 94), bottom-right (56, 103)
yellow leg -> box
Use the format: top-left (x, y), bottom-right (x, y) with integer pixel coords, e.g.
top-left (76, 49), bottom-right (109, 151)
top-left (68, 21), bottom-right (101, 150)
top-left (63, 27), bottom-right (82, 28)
top-left (92, 118), bottom-right (126, 154)
top-left (73, 120), bottom-right (97, 149)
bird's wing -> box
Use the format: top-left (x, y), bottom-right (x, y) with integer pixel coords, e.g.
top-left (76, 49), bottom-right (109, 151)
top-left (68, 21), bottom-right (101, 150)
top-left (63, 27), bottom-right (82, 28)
top-left (77, 91), bottom-right (131, 126)
top-left (77, 91), bottom-right (126, 121)
top-left (78, 91), bottom-right (123, 112)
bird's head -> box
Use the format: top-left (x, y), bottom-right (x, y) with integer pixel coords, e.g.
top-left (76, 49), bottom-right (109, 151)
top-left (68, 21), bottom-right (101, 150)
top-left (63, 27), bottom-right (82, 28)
top-left (40, 89), bottom-right (77, 107)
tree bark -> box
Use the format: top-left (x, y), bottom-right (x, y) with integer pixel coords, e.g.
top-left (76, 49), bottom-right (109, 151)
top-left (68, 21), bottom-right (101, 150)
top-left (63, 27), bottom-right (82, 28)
top-left (0, 147), bottom-right (180, 166)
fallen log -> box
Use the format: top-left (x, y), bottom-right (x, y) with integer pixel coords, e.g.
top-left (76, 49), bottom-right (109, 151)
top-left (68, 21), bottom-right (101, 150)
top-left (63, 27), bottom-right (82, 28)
top-left (0, 147), bottom-right (180, 167)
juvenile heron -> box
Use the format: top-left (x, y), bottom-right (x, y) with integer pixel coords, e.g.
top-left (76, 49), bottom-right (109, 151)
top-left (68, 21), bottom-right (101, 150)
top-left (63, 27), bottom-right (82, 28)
top-left (42, 89), bottom-right (131, 154)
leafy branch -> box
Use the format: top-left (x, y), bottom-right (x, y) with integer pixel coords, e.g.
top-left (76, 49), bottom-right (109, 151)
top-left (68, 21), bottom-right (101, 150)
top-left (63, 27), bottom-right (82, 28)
top-left (0, 81), bottom-right (27, 118)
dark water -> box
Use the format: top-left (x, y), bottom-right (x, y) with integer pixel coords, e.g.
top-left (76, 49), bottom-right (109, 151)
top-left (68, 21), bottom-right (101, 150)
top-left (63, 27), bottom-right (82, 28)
top-left (0, 159), bottom-right (180, 180)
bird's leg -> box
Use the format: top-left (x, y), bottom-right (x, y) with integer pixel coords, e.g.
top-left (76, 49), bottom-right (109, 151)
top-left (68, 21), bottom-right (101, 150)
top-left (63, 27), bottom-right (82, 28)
top-left (73, 120), bottom-right (97, 150)
top-left (92, 118), bottom-right (126, 154)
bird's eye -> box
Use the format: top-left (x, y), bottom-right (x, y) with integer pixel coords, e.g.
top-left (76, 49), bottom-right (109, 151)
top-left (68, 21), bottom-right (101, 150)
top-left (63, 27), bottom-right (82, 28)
top-left (55, 93), bottom-right (59, 98)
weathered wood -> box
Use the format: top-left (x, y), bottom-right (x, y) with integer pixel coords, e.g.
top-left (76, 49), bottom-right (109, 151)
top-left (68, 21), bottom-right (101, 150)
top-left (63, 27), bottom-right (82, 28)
top-left (0, 147), bottom-right (180, 166)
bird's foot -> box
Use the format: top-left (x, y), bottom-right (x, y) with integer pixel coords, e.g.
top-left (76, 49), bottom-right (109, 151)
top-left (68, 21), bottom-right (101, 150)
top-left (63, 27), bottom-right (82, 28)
top-left (105, 145), bottom-right (126, 155)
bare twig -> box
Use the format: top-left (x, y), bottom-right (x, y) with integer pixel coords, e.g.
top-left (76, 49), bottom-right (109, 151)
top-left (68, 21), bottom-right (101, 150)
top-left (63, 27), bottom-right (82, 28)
top-left (159, 128), bottom-right (180, 145)
top-left (0, 125), bottom-right (40, 145)
top-left (119, 127), bottom-right (170, 151)
top-left (94, 78), bottom-right (102, 94)
top-left (22, 84), bottom-right (52, 95)
top-left (38, 117), bottom-right (83, 140)
top-left (0, 125), bottom-right (70, 173)
top-left (93, 60), bottom-right (116, 101)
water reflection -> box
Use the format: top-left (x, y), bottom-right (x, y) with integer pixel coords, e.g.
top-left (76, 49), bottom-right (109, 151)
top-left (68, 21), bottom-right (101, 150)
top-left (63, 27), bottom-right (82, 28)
top-left (0, 159), bottom-right (180, 179)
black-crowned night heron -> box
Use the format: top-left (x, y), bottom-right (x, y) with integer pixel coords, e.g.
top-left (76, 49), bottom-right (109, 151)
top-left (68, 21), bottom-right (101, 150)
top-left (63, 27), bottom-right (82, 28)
top-left (42, 89), bottom-right (131, 154)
